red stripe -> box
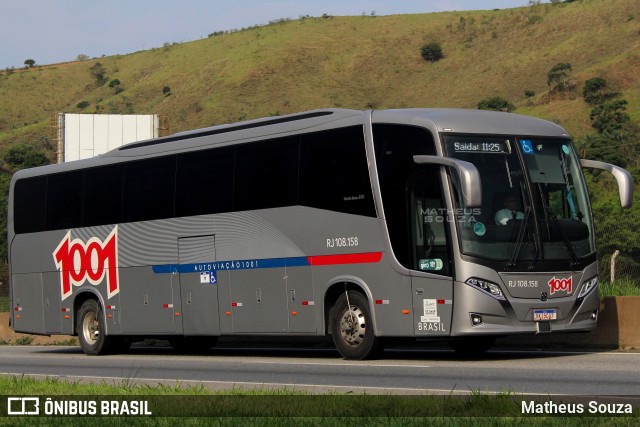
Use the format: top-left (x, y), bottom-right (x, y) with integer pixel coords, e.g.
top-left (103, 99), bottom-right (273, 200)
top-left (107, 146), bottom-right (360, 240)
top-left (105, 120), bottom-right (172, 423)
top-left (307, 252), bottom-right (382, 266)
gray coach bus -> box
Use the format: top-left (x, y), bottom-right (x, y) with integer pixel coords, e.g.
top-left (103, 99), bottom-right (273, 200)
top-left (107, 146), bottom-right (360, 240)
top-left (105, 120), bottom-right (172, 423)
top-left (8, 108), bottom-right (633, 359)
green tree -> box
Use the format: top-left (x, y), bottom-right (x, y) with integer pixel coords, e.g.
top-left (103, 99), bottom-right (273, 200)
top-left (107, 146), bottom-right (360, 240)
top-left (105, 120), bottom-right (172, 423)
top-left (477, 96), bottom-right (515, 112)
top-left (583, 77), bottom-right (608, 105)
top-left (23, 59), bottom-right (36, 68)
top-left (420, 42), bottom-right (444, 62)
top-left (0, 143), bottom-right (51, 262)
top-left (547, 62), bottom-right (573, 91)
top-left (89, 62), bottom-right (108, 86)
top-left (3, 144), bottom-right (50, 170)
top-left (578, 134), bottom-right (626, 167)
top-left (590, 100), bottom-right (630, 140)
top-left (584, 168), bottom-right (640, 276)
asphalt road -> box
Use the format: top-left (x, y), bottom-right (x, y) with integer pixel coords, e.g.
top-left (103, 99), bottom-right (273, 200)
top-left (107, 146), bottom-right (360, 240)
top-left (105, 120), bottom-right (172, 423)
top-left (1, 345), bottom-right (639, 396)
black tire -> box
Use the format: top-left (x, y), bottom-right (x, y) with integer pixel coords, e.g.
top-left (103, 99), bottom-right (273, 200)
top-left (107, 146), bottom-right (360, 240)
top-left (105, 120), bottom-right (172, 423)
top-left (169, 336), bottom-right (218, 354)
top-left (449, 336), bottom-right (496, 358)
top-left (331, 291), bottom-right (380, 360)
top-left (77, 299), bottom-right (113, 356)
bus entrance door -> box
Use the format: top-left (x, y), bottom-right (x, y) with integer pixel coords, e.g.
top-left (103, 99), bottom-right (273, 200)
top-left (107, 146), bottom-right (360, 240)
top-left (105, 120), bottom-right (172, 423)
top-left (177, 235), bottom-right (221, 336)
top-left (412, 276), bottom-right (453, 336)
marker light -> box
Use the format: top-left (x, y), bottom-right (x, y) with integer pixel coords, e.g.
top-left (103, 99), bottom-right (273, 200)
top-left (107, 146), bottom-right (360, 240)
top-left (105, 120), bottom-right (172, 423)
top-left (577, 276), bottom-right (598, 299)
top-left (465, 278), bottom-right (505, 301)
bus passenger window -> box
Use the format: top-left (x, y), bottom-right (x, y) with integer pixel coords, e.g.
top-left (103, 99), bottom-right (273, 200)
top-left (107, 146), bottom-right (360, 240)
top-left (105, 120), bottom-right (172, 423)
top-left (176, 147), bottom-right (234, 217)
top-left (234, 137), bottom-right (299, 211)
top-left (46, 171), bottom-right (83, 230)
top-left (14, 177), bottom-right (47, 234)
top-left (123, 156), bottom-right (176, 222)
top-left (83, 165), bottom-right (123, 227)
top-left (300, 126), bottom-right (375, 217)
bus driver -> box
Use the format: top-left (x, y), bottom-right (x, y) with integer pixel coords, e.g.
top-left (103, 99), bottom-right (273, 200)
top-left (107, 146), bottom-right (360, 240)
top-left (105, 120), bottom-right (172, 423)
top-left (495, 194), bottom-right (524, 225)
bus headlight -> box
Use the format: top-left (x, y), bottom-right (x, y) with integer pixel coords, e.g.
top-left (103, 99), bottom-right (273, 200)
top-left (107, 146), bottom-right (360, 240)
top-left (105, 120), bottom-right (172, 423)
top-left (465, 278), bottom-right (505, 301)
top-left (577, 276), bottom-right (598, 299)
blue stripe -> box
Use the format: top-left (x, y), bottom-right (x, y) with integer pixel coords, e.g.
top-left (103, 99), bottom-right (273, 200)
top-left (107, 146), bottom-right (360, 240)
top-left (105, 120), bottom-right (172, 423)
top-left (151, 256), bottom-right (311, 275)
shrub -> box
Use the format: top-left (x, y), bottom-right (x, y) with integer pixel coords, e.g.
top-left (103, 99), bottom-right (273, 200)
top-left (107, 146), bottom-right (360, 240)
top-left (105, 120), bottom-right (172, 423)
top-left (14, 336), bottom-right (33, 345)
top-left (163, 86), bottom-right (172, 97)
top-left (3, 144), bottom-right (50, 170)
top-left (590, 100), bottom-right (630, 140)
top-left (547, 62), bottom-right (573, 91)
top-left (89, 62), bottom-right (108, 86)
top-left (524, 90), bottom-right (535, 98)
top-left (77, 101), bottom-right (90, 109)
top-left (420, 42), bottom-right (444, 62)
top-left (477, 96), bottom-right (515, 112)
top-left (583, 77), bottom-right (618, 105)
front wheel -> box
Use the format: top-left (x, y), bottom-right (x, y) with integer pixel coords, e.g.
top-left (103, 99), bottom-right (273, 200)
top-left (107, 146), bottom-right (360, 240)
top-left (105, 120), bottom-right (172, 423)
top-left (331, 291), bottom-right (380, 360)
top-left (77, 299), bottom-right (113, 355)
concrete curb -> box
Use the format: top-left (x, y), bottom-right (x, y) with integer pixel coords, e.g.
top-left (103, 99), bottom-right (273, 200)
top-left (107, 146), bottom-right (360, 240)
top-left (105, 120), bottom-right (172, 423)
top-left (1, 297), bottom-right (637, 349)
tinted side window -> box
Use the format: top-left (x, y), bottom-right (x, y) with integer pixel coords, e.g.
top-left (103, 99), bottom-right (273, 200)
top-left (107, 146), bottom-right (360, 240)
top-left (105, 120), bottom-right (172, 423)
top-left (300, 126), bottom-right (375, 217)
top-left (176, 146), bottom-right (234, 217)
top-left (46, 171), bottom-right (83, 230)
top-left (235, 137), bottom-right (299, 211)
top-left (123, 156), bottom-right (176, 222)
top-left (83, 165), bottom-right (123, 227)
top-left (14, 177), bottom-right (47, 234)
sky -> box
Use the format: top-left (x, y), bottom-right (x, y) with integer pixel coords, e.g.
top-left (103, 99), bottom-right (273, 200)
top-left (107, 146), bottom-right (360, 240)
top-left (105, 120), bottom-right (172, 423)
top-left (0, 1), bottom-right (541, 70)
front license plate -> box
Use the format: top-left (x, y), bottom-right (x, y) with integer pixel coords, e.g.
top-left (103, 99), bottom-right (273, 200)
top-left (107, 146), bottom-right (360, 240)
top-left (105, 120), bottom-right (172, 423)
top-left (534, 309), bottom-right (557, 321)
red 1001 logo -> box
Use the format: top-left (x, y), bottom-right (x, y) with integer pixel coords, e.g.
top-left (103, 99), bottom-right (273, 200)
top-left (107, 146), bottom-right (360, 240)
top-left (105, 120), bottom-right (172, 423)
top-left (53, 227), bottom-right (119, 301)
top-left (548, 276), bottom-right (572, 295)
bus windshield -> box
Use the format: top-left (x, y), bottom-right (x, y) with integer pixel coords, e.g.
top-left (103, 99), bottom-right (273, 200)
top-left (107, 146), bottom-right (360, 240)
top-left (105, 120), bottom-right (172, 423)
top-left (443, 135), bottom-right (595, 264)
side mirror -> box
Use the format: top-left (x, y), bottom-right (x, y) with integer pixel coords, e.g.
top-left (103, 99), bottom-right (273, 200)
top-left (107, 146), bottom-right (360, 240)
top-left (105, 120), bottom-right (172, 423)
top-left (580, 159), bottom-right (633, 208)
top-left (413, 155), bottom-right (482, 208)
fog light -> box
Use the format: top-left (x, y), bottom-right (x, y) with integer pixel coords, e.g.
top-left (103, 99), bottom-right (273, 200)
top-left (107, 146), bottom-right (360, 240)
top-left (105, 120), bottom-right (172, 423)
top-left (591, 310), bottom-right (598, 321)
top-left (470, 313), bottom-right (483, 326)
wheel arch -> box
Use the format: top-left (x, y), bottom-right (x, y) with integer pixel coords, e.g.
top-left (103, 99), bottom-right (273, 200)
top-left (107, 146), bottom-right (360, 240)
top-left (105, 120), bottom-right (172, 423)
top-left (323, 276), bottom-right (377, 335)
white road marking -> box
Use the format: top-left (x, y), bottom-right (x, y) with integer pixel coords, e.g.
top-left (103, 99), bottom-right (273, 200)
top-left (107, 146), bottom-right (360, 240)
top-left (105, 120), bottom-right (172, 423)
top-left (0, 372), bottom-right (570, 395)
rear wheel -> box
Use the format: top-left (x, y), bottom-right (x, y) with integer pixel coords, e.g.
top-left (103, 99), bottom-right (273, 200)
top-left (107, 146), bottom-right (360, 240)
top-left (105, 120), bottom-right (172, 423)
top-left (331, 291), bottom-right (380, 360)
top-left (77, 299), bottom-right (113, 355)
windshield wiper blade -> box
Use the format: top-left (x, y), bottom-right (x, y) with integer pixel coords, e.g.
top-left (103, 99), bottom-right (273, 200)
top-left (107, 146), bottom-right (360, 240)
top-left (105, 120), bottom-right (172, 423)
top-left (538, 184), bottom-right (579, 269)
top-left (507, 206), bottom-right (532, 269)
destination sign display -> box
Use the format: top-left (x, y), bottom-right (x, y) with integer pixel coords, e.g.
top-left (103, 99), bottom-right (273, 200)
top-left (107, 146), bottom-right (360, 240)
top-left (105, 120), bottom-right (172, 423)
top-left (449, 140), bottom-right (509, 154)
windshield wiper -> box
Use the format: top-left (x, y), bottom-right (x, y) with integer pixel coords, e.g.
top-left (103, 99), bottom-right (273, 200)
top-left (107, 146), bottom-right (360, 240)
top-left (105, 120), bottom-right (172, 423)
top-left (506, 182), bottom-right (539, 270)
top-left (537, 183), bottom-right (579, 269)
top-left (507, 205), bottom-right (532, 269)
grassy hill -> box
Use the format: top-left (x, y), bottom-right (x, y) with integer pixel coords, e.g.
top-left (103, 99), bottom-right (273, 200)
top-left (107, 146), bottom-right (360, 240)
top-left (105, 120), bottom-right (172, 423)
top-left (0, 0), bottom-right (639, 287)
top-left (0, 0), bottom-right (639, 154)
